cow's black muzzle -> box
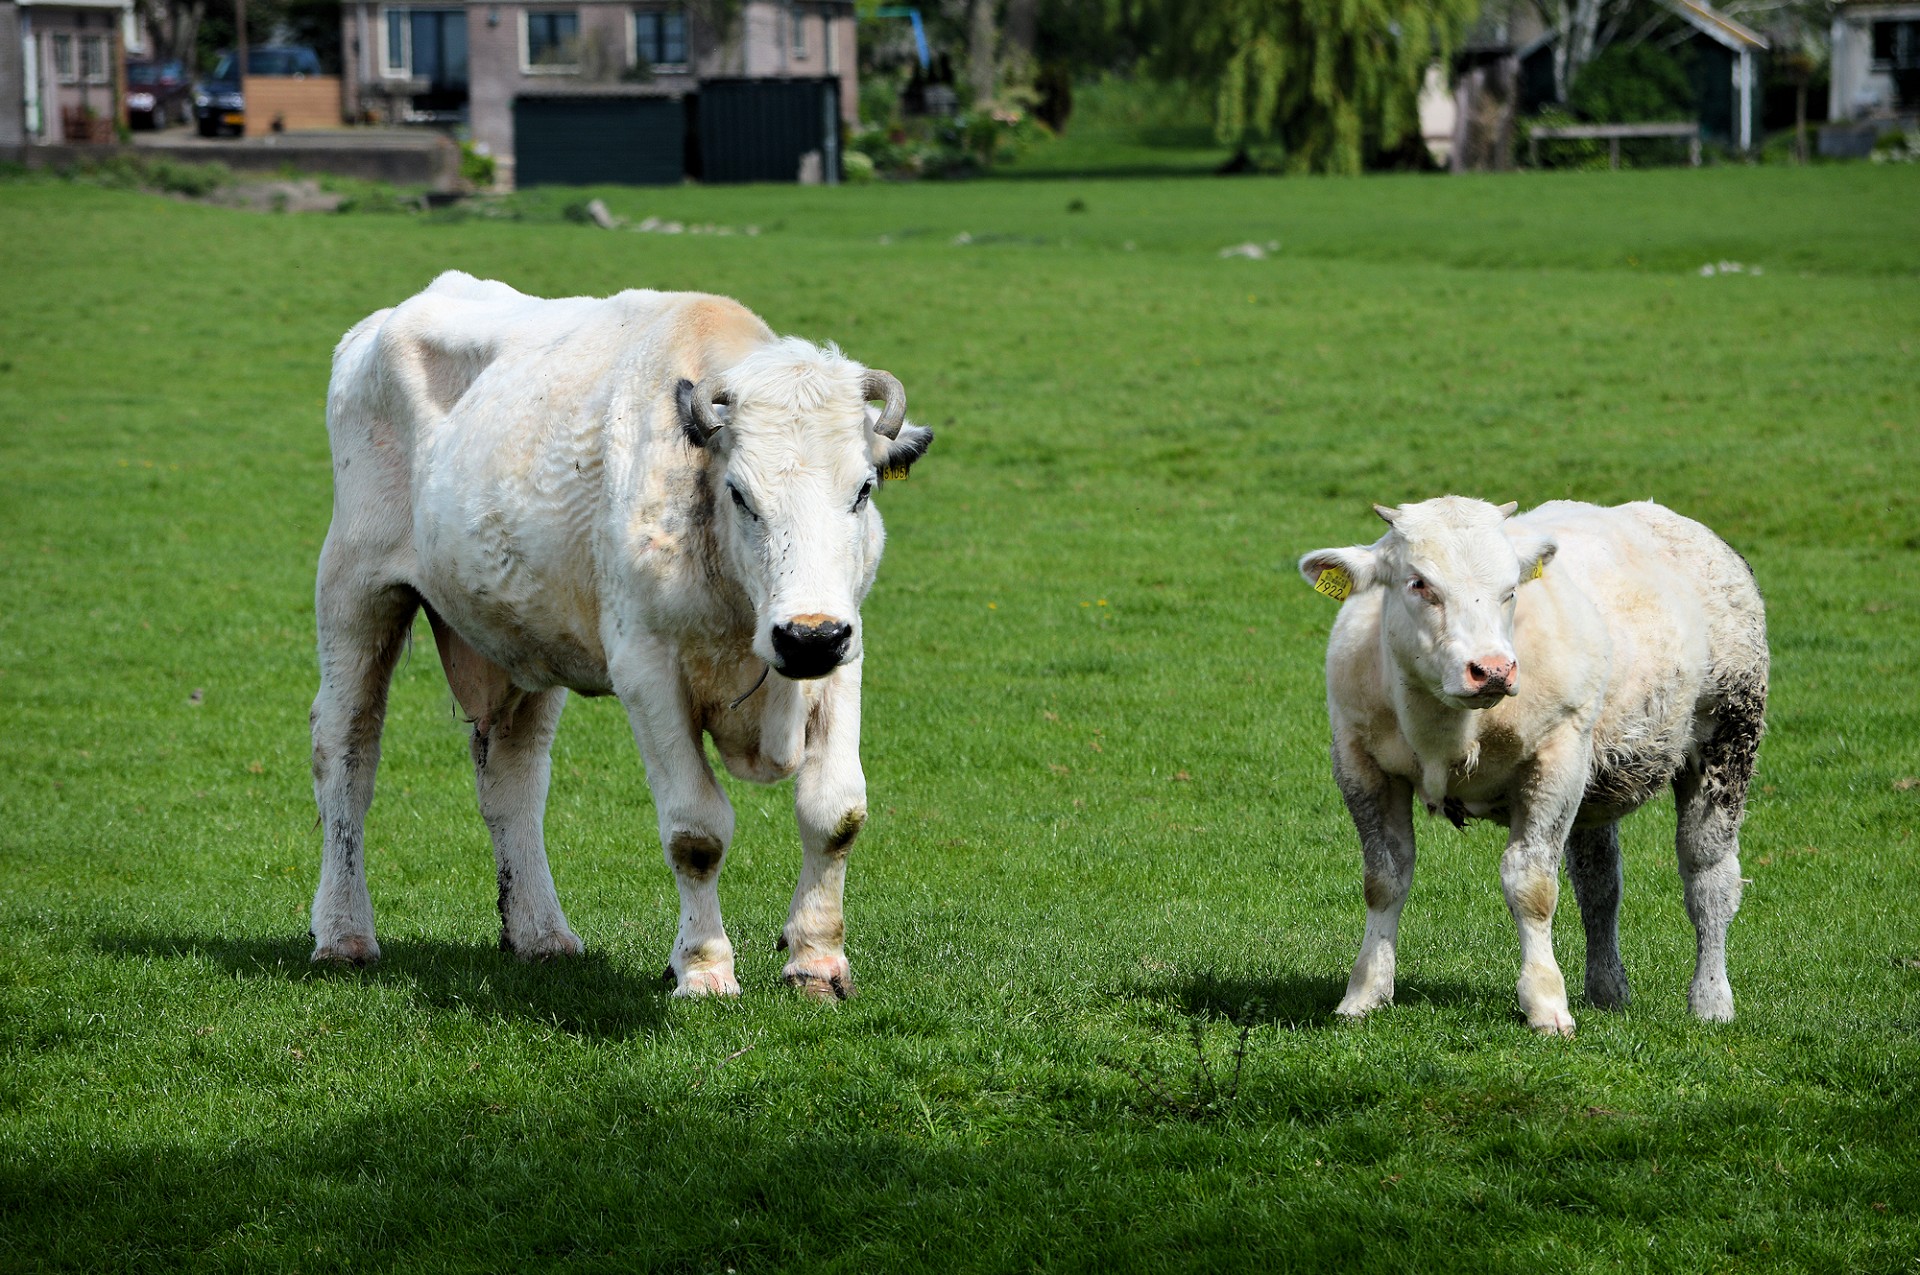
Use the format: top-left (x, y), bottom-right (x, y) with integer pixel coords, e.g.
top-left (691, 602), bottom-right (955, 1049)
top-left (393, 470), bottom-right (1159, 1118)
top-left (771, 618), bottom-right (852, 680)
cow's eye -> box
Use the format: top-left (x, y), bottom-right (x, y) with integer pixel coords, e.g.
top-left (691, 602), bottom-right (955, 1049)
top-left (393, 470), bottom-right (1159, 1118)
top-left (727, 483), bottom-right (758, 521)
top-left (852, 479), bottom-right (874, 512)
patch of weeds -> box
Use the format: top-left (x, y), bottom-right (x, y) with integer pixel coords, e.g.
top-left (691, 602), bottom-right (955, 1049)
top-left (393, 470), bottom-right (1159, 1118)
top-left (46, 153), bottom-right (231, 197)
top-left (1108, 1016), bottom-right (1255, 1122)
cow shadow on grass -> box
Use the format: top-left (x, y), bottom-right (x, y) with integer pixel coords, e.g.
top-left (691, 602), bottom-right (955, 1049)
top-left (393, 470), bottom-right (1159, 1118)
top-left (1122, 967), bottom-right (1483, 1030)
top-left (90, 929), bottom-right (669, 1039)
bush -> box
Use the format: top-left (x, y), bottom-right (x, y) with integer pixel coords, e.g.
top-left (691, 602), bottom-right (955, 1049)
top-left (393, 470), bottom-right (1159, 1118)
top-left (842, 150), bottom-right (876, 184)
top-left (460, 140), bottom-right (496, 189)
top-left (848, 103), bottom-right (1052, 180)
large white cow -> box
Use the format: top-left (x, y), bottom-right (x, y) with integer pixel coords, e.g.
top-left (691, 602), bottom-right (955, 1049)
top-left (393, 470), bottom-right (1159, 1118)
top-left (308, 272), bottom-right (932, 999)
top-left (1299, 497), bottom-right (1767, 1034)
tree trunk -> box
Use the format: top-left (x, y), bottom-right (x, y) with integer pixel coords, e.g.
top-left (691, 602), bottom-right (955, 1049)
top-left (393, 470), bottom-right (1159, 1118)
top-left (968, 0), bottom-right (997, 108)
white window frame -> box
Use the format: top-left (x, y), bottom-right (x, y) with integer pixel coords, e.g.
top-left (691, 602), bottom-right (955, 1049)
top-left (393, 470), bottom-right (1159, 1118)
top-left (824, 12), bottom-right (837, 73)
top-left (522, 8), bottom-right (582, 73)
top-left (80, 33), bottom-right (108, 83)
top-left (52, 32), bottom-right (74, 83)
top-left (381, 7), bottom-right (413, 77)
top-left (791, 4), bottom-right (808, 60)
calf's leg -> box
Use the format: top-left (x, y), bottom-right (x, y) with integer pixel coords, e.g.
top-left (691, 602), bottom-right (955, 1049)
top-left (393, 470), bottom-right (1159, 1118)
top-left (309, 560), bottom-right (417, 966)
top-left (615, 635), bottom-right (739, 997)
top-left (1567, 822), bottom-right (1630, 1009)
top-left (782, 664), bottom-right (866, 1001)
top-left (1672, 683), bottom-right (1763, 1022)
top-left (1332, 742), bottom-right (1417, 1018)
top-left (1502, 737), bottom-right (1587, 1036)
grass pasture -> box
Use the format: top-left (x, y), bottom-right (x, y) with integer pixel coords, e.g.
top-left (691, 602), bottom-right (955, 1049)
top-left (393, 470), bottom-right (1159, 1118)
top-left (2, 165), bottom-right (1919, 1271)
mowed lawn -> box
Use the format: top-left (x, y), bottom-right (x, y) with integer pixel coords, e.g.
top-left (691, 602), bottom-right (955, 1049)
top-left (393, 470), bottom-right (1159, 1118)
top-left (2, 164), bottom-right (1918, 1272)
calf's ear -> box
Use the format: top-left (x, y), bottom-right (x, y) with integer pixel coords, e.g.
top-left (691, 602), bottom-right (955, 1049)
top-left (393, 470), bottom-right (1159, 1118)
top-left (1299, 546), bottom-right (1378, 601)
top-left (872, 420), bottom-right (934, 479)
top-left (1506, 528), bottom-right (1558, 582)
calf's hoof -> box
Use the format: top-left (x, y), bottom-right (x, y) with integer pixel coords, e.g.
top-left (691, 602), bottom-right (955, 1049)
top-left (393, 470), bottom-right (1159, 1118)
top-left (311, 932), bottom-right (380, 967)
top-left (783, 953), bottom-right (855, 1002)
top-left (502, 926), bottom-right (585, 961)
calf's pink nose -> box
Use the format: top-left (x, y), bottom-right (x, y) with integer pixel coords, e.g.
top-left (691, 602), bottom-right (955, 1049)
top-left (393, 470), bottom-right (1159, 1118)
top-left (1465, 657), bottom-right (1517, 693)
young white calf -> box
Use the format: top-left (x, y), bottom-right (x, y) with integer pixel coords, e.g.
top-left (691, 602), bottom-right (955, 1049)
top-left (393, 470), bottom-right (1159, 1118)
top-left (1299, 497), bottom-right (1767, 1035)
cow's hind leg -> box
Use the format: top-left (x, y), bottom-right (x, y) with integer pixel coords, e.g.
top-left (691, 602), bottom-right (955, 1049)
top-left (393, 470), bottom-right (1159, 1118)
top-left (310, 566), bottom-right (417, 966)
top-left (425, 611), bottom-right (583, 959)
top-left (1567, 823), bottom-right (1630, 1010)
top-left (1673, 681), bottom-right (1764, 1022)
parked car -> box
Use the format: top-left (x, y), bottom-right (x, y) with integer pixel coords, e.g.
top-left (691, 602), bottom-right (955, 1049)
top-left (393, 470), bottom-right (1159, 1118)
top-left (126, 59), bottom-right (192, 130)
top-left (193, 46), bottom-right (322, 137)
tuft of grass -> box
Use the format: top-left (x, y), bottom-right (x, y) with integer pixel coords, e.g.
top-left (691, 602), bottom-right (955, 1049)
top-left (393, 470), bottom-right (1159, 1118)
top-left (1, 166), bottom-right (1917, 1270)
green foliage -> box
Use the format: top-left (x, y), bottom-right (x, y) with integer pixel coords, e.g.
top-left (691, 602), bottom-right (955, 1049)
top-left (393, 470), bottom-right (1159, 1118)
top-left (1569, 40), bottom-right (1696, 123)
top-left (1150, 0), bottom-right (1479, 174)
top-left (850, 105), bottom-right (1053, 179)
top-left (38, 152), bottom-right (232, 196)
top-left (2, 168), bottom-right (1919, 1268)
top-left (459, 139), bottom-right (497, 190)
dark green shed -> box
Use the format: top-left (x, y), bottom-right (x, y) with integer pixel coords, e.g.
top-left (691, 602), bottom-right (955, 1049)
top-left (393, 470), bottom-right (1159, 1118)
top-left (512, 94), bottom-right (687, 187)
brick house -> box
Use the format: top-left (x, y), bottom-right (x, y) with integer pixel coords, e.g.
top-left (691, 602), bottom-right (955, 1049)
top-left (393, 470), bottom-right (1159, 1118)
top-left (339, 0), bottom-right (857, 186)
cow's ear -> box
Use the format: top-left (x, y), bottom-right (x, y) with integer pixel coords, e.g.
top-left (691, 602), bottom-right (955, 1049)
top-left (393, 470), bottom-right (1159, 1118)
top-left (1299, 546), bottom-right (1378, 601)
top-left (1506, 527), bottom-right (1558, 583)
top-left (872, 420), bottom-right (933, 479)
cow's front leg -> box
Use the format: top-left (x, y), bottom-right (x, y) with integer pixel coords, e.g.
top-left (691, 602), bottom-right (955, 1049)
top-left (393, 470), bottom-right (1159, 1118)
top-left (1332, 739), bottom-right (1417, 1018)
top-left (782, 662), bottom-right (865, 1001)
top-left (1503, 738), bottom-right (1587, 1037)
top-left (615, 638), bottom-right (739, 998)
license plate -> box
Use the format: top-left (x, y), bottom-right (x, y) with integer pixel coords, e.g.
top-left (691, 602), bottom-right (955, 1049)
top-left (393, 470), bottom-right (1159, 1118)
top-left (222, 112), bottom-right (244, 125)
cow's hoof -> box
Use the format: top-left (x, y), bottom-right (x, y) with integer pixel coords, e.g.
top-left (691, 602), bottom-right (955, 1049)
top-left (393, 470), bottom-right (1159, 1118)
top-left (1584, 966), bottom-right (1631, 1010)
top-left (1689, 981), bottom-right (1735, 1023)
top-left (672, 965), bottom-right (742, 999)
top-left (311, 933), bottom-right (380, 967)
top-left (1334, 990), bottom-right (1391, 1019)
top-left (783, 954), bottom-right (855, 1002)
top-left (1527, 1006), bottom-right (1577, 1037)
top-left (504, 927), bottom-right (585, 961)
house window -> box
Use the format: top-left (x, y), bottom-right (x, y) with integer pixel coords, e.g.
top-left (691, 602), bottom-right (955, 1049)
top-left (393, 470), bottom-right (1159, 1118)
top-left (1872, 20), bottom-right (1920, 69)
top-left (790, 6), bottom-right (807, 59)
top-left (81, 34), bottom-right (108, 82)
top-left (824, 13), bottom-right (837, 73)
top-left (634, 8), bottom-right (686, 67)
top-left (525, 11), bottom-right (581, 69)
top-left (52, 33), bottom-right (74, 82)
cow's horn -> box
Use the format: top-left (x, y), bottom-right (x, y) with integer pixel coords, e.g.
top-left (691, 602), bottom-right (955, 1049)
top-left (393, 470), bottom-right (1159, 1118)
top-left (864, 370), bottom-right (906, 440)
top-left (692, 377), bottom-right (731, 442)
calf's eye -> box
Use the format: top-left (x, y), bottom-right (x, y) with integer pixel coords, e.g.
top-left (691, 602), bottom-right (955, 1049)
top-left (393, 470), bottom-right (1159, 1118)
top-left (852, 479), bottom-right (873, 512)
top-left (728, 484), bottom-right (758, 520)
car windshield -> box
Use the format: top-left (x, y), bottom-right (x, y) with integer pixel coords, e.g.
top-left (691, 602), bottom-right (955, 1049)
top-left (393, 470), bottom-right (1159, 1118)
top-left (211, 49), bottom-right (318, 79)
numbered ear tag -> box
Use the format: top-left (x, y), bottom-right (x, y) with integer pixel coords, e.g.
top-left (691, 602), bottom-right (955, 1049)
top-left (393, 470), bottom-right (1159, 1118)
top-left (881, 464), bottom-right (910, 482)
top-left (1529, 560), bottom-right (1545, 581)
top-left (1313, 567), bottom-right (1353, 601)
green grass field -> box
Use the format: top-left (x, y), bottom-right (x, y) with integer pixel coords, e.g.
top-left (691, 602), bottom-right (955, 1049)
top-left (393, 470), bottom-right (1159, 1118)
top-left (2, 163), bottom-right (1918, 1272)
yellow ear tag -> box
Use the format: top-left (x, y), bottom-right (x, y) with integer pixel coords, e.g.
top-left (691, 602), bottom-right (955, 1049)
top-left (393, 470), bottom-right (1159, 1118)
top-left (1313, 567), bottom-right (1353, 601)
top-left (881, 464), bottom-right (910, 482)
top-left (1529, 560), bottom-right (1545, 581)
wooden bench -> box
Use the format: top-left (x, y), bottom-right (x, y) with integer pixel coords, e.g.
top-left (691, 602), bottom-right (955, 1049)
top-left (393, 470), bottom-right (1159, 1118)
top-left (1529, 121), bottom-right (1702, 169)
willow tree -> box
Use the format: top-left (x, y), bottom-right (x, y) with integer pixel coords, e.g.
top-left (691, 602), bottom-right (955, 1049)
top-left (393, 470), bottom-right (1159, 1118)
top-left (1154, 0), bottom-right (1480, 175)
